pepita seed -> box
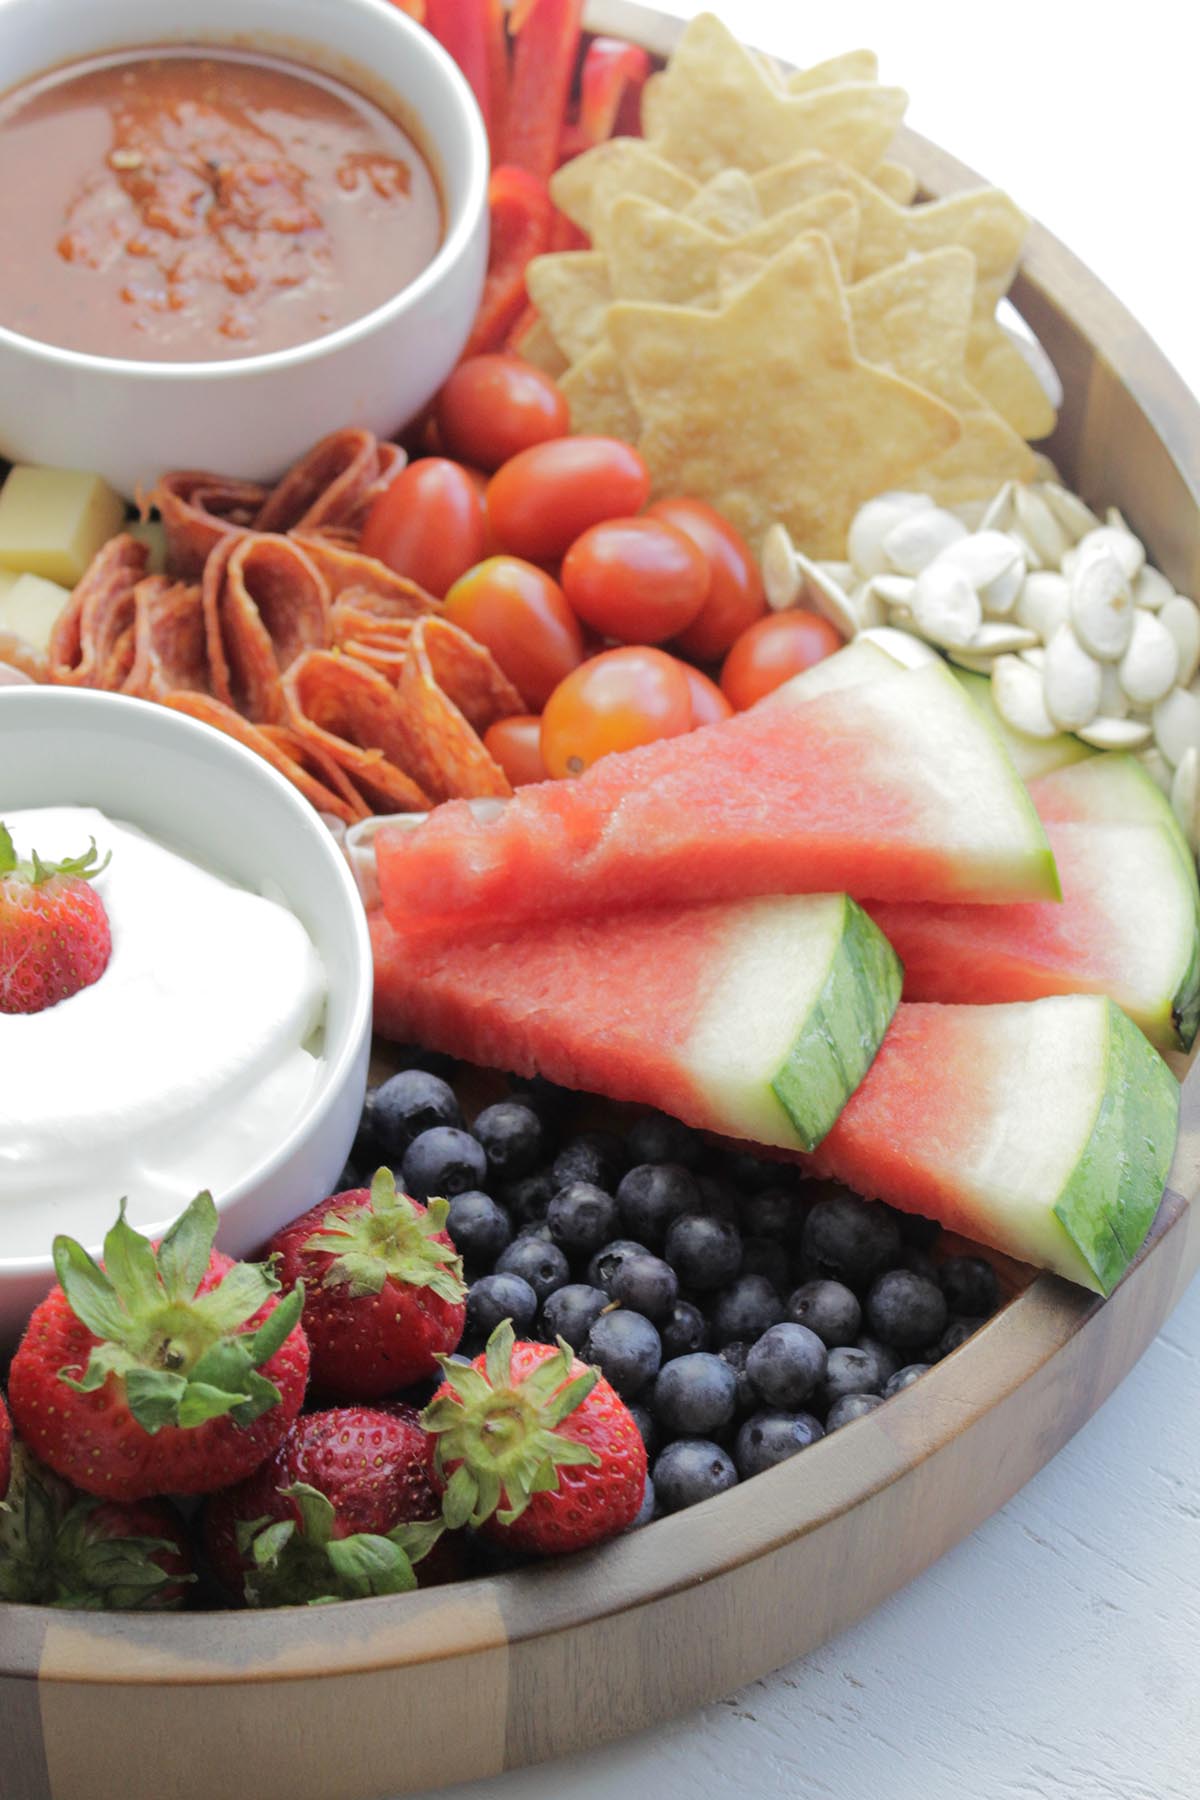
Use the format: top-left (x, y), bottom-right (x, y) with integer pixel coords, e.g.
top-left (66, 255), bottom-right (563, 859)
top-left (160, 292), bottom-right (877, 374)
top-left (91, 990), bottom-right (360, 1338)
top-left (1069, 544), bottom-right (1134, 661)
top-left (856, 626), bottom-right (940, 668)
top-left (761, 522), bottom-right (802, 610)
top-left (1152, 686), bottom-right (1200, 768)
top-left (1076, 716), bottom-right (1152, 750)
top-left (1015, 569), bottom-right (1069, 640)
top-left (1117, 610), bottom-right (1178, 706)
top-left (967, 622), bottom-right (1040, 656)
top-left (847, 493), bottom-right (932, 578)
top-left (1043, 623), bottom-right (1103, 731)
top-left (992, 654), bottom-right (1060, 739)
top-left (911, 560), bottom-right (981, 648)
top-left (1039, 481), bottom-right (1102, 543)
top-left (882, 506), bottom-right (968, 576)
top-left (1012, 484), bottom-right (1072, 567)
top-left (1133, 565), bottom-right (1173, 611)
top-left (1077, 523), bottom-right (1144, 583)
top-left (1160, 595), bottom-right (1200, 688)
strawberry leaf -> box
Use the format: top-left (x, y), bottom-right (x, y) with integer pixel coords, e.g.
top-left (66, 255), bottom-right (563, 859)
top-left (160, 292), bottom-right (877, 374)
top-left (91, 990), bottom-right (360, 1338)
top-left (122, 1368), bottom-right (190, 1434)
top-left (0, 822), bottom-right (15, 875)
top-left (323, 1533), bottom-right (418, 1599)
top-left (228, 1369), bottom-right (285, 1428)
top-left (190, 1259), bottom-right (280, 1335)
top-left (247, 1282), bottom-right (304, 1366)
top-left (102, 1204), bottom-right (163, 1318)
top-left (156, 1192), bottom-right (219, 1303)
top-left (52, 1236), bottom-right (128, 1344)
top-left (177, 1380), bottom-right (258, 1430)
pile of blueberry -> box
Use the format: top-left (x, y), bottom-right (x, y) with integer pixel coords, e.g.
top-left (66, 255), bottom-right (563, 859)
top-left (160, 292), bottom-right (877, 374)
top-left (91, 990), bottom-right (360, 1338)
top-left (348, 1057), bottom-right (1002, 1526)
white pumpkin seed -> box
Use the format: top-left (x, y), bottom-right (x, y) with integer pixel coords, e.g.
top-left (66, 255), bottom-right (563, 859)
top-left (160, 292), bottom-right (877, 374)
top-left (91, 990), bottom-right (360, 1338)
top-left (1098, 663), bottom-right (1129, 720)
top-left (935, 529), bottom-right (1026, 617)
top-left (761, 522), bottom-right (802, 611)
top-left (1043, 623), bottom-right (1103, 730)
top-left (847, 493), bottom-right (932, 578)
top-left (852, 581), bottom-right (889, 633)
top-left (1076, 716), bottom-right (1152, 750)
top-left (1013, 484), bottom-right (1072, 567)
top-left (992, 654), bottom-right (1060, 739)
top-left (979, 481), bottom-right (1016, 534)
top-left (882, 506), bottom-right (968, 576)
top-left (856, 626), bottom-right (940, 668)
top-left (790, 543), bottom-right (857, 637)
top-left (967, 622), bottom-right (1040, 656)
top-left (911, 560), bottom-right (982, 648)
top-left (1170, 747), bottom-right (1200, 854)
top-left (869, 573), bottom-right (917, 608)
top-left (1160, 595), bottom-right (1200, 688)
top-left (946, 648), bottom-right (999, 674)
top-left (1015, 569), bottom-right (1069, 640)
top-left (1038, 481), bottom-right (1102, 543)
top-left (949, 498), bottom-right (990, 531)
top-left (1137, 746), bottom-right (1174, 795)
top-left (1069, 544), bottom-right (1134, 660)
top-left (818, 560), bottom-right (855, 591)
top-left (1133, 564), bottom-right (1173, 611)
top-left (1076, 523), bottom-right (1144, 582)
top-left (1020, 646), bottom-right (1046, 670)
top-left (1152, 686), bottom-right (1200, 767)
top-left (1117, 610), bottom-right (1179, 706)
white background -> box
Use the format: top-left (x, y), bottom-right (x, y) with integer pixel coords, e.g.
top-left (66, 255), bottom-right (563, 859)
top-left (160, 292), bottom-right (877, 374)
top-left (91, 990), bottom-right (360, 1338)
top-left (417, 5), bottom-right (1200, 1796)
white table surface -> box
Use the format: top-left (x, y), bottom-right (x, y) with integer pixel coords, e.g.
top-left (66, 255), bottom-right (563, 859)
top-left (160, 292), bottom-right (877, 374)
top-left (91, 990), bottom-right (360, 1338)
top-left (418, 5), bottom-right (1200, 1797)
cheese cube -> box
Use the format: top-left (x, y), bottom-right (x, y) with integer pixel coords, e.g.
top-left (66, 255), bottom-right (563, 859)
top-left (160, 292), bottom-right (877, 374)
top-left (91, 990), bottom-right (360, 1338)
top-left (0, 465), bottom-right (126, 586)
top-left (0, 572), bottom-right (72, 656)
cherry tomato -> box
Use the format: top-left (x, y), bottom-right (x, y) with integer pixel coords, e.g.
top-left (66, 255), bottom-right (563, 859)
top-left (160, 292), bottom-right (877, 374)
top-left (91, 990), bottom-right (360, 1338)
top-left (436, 355), bottom-right (570, 471)
top-left (648, 497), bottom-right (767, 662)
top-left (720, 610), bottom-right (843, 711)
top-left (560, 517), bottom-right (710, 644)
top-left (487, 437), bottom-right (651, 563)
top-left (540, 646), bottom-right (692, 778)
top-left (675, 659), bottom-right (733, 728)
top-left (360, 458), bottom-right (486, 599)
top-left (443, 556), bottom-right (585, 709)
top-left (484, 715), bottom-right (549, 786)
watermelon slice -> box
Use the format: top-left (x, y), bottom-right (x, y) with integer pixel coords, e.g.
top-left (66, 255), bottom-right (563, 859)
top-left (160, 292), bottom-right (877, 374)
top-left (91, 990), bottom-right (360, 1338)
top-left (371, 892), bottom-right (902, 1153)
top-left (801, 995), bottom-right (1179, 1295)
top-left (950, 666), bottom-right (1094, 781)
top-left (376, 660), bottom-right (1058, 939)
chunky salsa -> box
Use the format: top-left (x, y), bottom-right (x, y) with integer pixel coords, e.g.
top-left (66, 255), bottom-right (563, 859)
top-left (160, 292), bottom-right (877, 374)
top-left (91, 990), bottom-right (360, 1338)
top-left (0, 47), bottom-right (444, 362)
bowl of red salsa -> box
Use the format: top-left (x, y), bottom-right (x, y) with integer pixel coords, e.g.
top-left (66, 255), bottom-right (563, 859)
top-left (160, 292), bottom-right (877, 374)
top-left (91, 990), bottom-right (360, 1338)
top-left (0, 0), bottom-right (489, 494)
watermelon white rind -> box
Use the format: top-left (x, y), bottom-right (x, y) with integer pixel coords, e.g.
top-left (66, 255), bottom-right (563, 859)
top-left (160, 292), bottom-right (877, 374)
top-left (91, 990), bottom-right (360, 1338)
top-left (950, 666), bottom-right (1094, 780)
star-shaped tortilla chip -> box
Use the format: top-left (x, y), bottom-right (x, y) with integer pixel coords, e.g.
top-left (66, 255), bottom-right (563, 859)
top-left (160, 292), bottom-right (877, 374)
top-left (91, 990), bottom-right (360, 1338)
top-left (605, 233), bottom-right (960, 558)
top-left (526, 252), bottom-right (614, 363)
top-left (550, 138), bottom-right (698, 247)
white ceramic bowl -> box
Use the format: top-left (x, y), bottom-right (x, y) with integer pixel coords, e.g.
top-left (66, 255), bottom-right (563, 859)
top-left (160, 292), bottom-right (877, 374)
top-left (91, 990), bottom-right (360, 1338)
top-left (0, 0), bottom-right (489, 496)
top-left (0, 687), bottom-right (373, 1345)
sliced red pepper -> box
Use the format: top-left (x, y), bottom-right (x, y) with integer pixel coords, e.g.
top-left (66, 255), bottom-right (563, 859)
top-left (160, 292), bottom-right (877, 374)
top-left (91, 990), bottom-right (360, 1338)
top-left (465, 164), bottom-right (554, 359)
top-left (576, 36), bottom-right (652, 146)
top-left (503, 0), bottom-right (584, 182)
top-left (387, 0), bottom-right (426, 18)
top-left (422, 0), bottom-right (506, 147)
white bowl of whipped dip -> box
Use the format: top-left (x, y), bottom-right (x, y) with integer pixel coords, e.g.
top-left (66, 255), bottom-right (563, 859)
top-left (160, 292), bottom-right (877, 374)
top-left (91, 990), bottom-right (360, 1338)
top-left (0, 686), bottom-right (372, 1343)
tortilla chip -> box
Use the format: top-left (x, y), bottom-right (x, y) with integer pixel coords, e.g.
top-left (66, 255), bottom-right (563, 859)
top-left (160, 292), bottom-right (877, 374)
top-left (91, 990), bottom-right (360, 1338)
top-left (607, 191), bottom-right (861, 307)
top-left (872, 160), bottom-right (919, 204)
top-left (647, 15), bottom-right (906, 181)
top-left (787, 50), bottom-right (880, 90)
top-left (560, 344), bottom-right (643, 441)
top-left (606, 232), bottom-right (960, 558)
top-left (966, 324), bottom-right (1058, 440)
top-left (681, 170), bottom-right (762, 236)
top-left (510, 311), bottom-right (570, 377)
top-left (526, 252), bottom-right (615, 362)
top-left (549, 137), bottom-right (697, 243)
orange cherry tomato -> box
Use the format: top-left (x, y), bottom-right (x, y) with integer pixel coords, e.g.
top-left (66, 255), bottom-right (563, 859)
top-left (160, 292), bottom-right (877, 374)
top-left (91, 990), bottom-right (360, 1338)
top-left (487, 437), bottom-right (651, 563)
top-left (436, 355), bottom-right (570, 471)
top-left (360, 458), bottom-right (486, 599)
top-left (443, 556), bottom-right (585, 709)
top-left (648, 496), bottom-right (767, 662)
top-left (675, 659), bottom-right (733, 728)
top-left (540, 646), bottom-right (692, 778)
top-left (720, 610), bottom-right (843, 711)
top-left (484, 715), bottom-right (549, 786)
top-left (560, 516), bottom-right (710, 644)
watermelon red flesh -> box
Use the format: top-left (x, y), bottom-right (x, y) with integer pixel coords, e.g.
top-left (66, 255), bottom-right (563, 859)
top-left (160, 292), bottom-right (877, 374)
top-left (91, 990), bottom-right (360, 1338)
top-left (866, 818), bottom-right (1200, 1053)
top-left (376, 661), bottom-right (1058, 940)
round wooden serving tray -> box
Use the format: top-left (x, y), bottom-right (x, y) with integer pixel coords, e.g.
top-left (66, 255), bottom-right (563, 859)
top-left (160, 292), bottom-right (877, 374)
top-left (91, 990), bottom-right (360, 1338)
top-left (5, 8), bottom-right (1200, 1797)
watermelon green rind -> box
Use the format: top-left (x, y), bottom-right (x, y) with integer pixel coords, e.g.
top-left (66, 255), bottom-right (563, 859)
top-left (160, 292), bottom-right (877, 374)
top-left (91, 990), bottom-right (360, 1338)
top-left (1052, 1000), bottom-right (1180, 1294)
top-left (769, 896), bottom-right (903, 1151)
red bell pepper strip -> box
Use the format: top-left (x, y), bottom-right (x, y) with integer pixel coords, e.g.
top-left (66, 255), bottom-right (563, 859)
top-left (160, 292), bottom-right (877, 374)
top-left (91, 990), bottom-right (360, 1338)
top-left (422, 0), bottom-right (507, 151)
top-left (576, 36), bottom-right (652, 146)
top-left (388, 0), bottom-right (426, 19)
top-left (503, 0), bottom-right (584, 182)
top-left (464, 164), bottom-right (554, 359)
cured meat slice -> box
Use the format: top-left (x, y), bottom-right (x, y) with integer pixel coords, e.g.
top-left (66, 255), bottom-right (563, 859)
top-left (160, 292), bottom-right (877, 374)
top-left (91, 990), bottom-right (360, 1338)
top-left (283, 650), bottom-right (435, 813)
top-left (123, 578), bottom-right (208, 699)
top-left (48, 534), bottom-right (148, 687)
top-left (255, 430), bottom-right (405, 535)
top-left (258, 724), bottom-right (373, 823)
top-left (160, 692), bottom-right (366, 825)
top-left (289, 534), bottom-right (438, 609)
top-left (202, 533), bottom-right (330, 724)
top-left (149, 472), bottom-right (269, 576)
top-left (395, 617), bottom-right (522, 801)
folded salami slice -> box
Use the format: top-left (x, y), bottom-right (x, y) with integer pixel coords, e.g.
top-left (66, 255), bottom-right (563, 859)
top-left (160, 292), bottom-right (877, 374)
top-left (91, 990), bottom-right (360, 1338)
top-left (149, 472), bottom-right (269, 577)
top-left (202, 533), bottom-right (330, 724)
top-left (255, 430), bottom-right (405, 535)
top-left (290, 534), bottom-right (438, 609)
top-left (123, 578), bottom-right (208, 699)
top-left (160, 692), bottom-right (366, 825)
top-left (283, 649), bottom-right (435, 813)
top-left (258, 724), bottom-right (374, 823)
top-left (49, 534), bottom-right (148, 687)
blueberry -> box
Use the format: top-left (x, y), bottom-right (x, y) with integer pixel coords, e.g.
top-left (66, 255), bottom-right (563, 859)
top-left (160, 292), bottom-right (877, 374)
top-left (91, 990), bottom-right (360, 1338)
top-left (495, 1237), bottom-right (570, 1304)
top-left (734, 1410), bottom-right (824, 1479)
top-left (883, 1363), bottom-right (931, 1398)
top-left (502, 1169), bottom-right (558, 1229)
top-left (470, 1102), bottom-right (545, 1182)
top-left (660, 1299), bottom-right (709, 1361)
top-left (742, 1185), bottom-right (800, 1243)
top-left (663, 1213), bottom-right (742, 1292)
top-left (895, 1209), bottom-right (941, 1250)
top-left (786, 1278), bottom-right (861, 1349)
top-left (506, 1073), bottom-right (571, 1128)
top-left (899, 1246), bottom-right (940, 1284)
top-left (586, 1237), bottom-right (651, 1295)
top-left (629, 1475), bottom-right (657, 1530)
top-left (720, 1149), bottom-right (778, 1192)
top-left (625, 1111), bottom-right (702, 1169)
top-left (866, 1270), bottom-right (948, 1350)
top-left (464, 1272), bottom-right (537, 1343)
top-left (616, 1164), bottom-right (699, 1246)
top-left (938, 1256), bottom-right (1001, 1318)
top-left (540, 1282), bottom-right (611, 1351)
top-left (547, 1181), bottom-right (620, 1258)
top-left (446, 1190), bottom-right (512, 1268)
top-left (826, 1392), bottom-right (883, 1431)
top-left (692, 1174), bottom-right (741, 1221)
top-left (651, 1352), bottom-right (738, 1436)
top-left (552, 1131), bottom-right (626, 1192)
top-left (746, 1323), bottom-right (827, 1409)
top-left (627, 1402), bottom-right (660, 1459)
top-left (716, 1341), bottom-right (758, 1416)
top-left (801, 1193), bottom-right (902, 1288)
top-left (709, 1274), bottom-right (784, 1347)
top-left (822, 1345), bottom-right (884, 1407)
top-left (401, 1126), bottom-right (487, 1201)
top-left (372, 1071), bottom-right (463, 1159)
top-left (738, 1237), bottom-right (788, 1284)
top-left (584, 1309), bottom-right (662, 1398)
top-left (609, 1251), bottom-right (678, 1323)
top-left (855, 1335), bottom-right (901, 1387)
top-left (932, 1315), bottom-right (987, 1360)
top-left (515, 1221), bottom-right (556, 1245)
top-left (653, 1439), bottom-right (738, 1512)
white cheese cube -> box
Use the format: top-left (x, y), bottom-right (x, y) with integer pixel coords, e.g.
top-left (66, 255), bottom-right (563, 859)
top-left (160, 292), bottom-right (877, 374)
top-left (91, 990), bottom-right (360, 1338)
top-left (0, 572), bottom-right (72, 655)
top-left (0, 465), bottom-right (126, 586)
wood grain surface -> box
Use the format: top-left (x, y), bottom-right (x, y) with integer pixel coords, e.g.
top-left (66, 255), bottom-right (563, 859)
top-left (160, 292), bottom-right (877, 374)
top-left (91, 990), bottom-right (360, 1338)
top-left (3, 8), bottom-right (1200, 1798)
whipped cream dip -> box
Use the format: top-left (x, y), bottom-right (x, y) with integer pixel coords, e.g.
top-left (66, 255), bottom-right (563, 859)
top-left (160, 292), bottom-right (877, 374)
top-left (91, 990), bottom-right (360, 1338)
top-left (0, 805), bottom-right (326, 1257)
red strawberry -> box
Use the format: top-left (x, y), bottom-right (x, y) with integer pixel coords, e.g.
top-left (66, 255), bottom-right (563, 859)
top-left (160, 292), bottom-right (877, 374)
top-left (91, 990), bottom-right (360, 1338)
top-left (423, 1321), bottom-right (647, 1555)
top-left (0, 1440), bottom-right (193, 1609)
top-left (268, 1168), bottom-right (467, 1398)
top-left (0, 1391), bottom-right (11, 1500)
top-left (8, 1191), bottom-right (309, 1502)
top-left (203, 1404), bottom-right (448, 1605)
top-left (0, 822), bottom-right (112, 1013)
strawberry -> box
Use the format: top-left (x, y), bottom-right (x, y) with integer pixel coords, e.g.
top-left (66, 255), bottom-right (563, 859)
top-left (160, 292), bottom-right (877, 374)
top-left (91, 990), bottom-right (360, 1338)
top-left (203, 1404), bottom-right (447, 1605)
top-left (0, 821), bottom-right (112, 1014)
top-left (423, 1320), bottom-right (647, 1555)
top-left (0, 1441), bottom-right (193, 1609)
top-left (0, 1391), bottom-right (11, 1500)
top-left (267, 1168), bottom-right (467, 1398)
top-left (8, 1191), bottom-right (309, 1502)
